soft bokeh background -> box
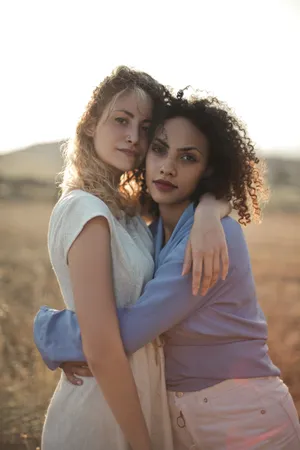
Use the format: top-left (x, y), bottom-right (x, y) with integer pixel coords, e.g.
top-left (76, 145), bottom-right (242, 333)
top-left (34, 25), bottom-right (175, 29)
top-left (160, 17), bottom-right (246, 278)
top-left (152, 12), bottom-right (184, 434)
top-left (0, 0), bottom-right (299, 448)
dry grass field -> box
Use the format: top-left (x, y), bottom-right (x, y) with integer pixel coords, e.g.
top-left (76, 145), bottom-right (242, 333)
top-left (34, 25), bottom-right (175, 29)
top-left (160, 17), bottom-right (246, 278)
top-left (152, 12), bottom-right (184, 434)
top-left (0, 199), bottom-right (300, 449)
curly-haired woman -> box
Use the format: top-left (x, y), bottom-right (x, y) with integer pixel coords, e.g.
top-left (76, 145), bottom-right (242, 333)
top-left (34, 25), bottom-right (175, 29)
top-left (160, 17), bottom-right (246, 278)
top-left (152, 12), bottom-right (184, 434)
top-left (35, 89), bottom-right (300, 449)
top-left (35, 68), bottom-right (231, 450)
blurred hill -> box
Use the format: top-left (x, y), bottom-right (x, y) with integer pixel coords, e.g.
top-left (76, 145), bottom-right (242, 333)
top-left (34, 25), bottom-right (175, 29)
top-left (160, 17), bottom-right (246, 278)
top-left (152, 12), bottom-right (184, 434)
top-left (0, 141), bottom-right (64, 183)
top-left (0, 141), bottom-right (299, 210)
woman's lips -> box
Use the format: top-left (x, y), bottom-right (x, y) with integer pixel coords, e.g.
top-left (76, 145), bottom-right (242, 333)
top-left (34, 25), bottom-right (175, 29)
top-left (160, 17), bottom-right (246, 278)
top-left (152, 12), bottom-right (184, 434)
top-left (118, 148), bottom-right (138, 158)
top-left (153, 180), bottom-right (178, 192)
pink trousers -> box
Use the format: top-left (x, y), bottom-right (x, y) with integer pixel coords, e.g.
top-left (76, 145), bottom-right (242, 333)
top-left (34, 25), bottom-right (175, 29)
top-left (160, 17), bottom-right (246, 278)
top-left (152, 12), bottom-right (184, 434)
top-left (168, 377), bottom-right (300, 449)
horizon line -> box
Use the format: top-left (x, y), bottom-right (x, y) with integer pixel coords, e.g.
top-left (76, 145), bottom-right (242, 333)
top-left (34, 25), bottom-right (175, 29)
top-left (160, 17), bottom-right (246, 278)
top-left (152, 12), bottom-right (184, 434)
top-left (0, 139), bottom-right (299, 160)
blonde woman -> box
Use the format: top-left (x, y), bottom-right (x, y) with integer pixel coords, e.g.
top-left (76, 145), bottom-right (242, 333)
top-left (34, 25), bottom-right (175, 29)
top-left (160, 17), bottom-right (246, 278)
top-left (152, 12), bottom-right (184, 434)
top-left (38, 67), bottom-right (230, 450)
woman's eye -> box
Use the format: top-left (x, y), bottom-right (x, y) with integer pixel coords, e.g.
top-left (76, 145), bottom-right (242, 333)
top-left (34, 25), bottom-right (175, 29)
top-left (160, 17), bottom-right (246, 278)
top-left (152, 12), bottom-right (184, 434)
top-left (141, 124), bottom-right (150, 132)
top-left (152, 145), bottom-right (165, 154)
top-left (115, 117), bottom-right (128, 125)
top-left (181, 154), bottom-right (196, 162)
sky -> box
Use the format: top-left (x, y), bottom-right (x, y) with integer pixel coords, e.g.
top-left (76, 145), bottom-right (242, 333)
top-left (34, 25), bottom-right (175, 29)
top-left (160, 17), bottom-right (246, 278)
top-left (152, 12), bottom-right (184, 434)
top-left (0, 0), bottom-right (299, 157)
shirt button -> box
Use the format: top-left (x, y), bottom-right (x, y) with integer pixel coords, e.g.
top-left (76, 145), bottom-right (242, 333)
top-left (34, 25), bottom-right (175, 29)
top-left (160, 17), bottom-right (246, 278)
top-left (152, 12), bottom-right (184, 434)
top-left (261, 409), bottom-right (266, 415)
top-left (203, 397), bottom-right (208, 403)
top-left (176, 392), bottom-right (184, 398)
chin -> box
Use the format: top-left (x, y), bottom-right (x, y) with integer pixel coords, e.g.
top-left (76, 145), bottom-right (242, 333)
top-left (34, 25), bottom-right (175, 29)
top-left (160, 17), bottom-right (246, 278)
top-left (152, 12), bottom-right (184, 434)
top-left (115, 157), bottom-right (138, 173)
top-left (111, 160), bottom-right (136, 174)
top-left (150, 193), bottom-right (175, 205)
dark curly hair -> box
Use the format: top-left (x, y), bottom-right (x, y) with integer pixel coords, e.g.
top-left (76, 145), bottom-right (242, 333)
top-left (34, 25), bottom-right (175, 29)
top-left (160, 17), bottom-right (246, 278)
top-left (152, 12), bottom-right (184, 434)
top-left (138, 90), bottom-right (269, 225)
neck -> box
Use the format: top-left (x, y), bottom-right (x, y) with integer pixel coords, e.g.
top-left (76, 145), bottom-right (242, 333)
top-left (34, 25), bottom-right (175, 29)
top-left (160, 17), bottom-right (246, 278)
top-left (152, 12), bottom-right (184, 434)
top-left (159, 200), bottom-right (192, 244)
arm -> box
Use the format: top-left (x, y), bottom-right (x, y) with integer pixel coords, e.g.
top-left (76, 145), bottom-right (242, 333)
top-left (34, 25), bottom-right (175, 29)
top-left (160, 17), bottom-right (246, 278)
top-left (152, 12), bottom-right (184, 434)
top-left (67, 216), bottom-right (151, 450)
top-left (198, 195), bottom-right (232, 219)
top-left (116, 240), bottom-right (235, 354)
top-left (184, 194), bottom-right (231, 295)
top-left (35, 218), bottom-right (242, 361)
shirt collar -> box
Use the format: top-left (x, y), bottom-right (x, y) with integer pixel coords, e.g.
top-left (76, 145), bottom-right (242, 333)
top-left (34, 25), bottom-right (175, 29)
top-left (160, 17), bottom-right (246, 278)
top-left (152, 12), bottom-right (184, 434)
top-left (154, 202), bottom-right (195, 268)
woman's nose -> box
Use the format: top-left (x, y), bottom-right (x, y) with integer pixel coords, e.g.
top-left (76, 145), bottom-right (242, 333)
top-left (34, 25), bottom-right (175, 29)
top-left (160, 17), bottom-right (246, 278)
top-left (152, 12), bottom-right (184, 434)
top-left (160, 159), bottom-right (176, 176)
top-left (127, 124), bottom-right (139, 145)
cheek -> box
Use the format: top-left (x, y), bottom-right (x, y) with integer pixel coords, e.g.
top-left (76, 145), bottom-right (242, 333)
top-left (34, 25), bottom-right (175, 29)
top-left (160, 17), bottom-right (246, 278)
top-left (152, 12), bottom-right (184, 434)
top-left (94, 125), bottom-right (115, 151)
top-left (180, 167), bottom-right (204, 193)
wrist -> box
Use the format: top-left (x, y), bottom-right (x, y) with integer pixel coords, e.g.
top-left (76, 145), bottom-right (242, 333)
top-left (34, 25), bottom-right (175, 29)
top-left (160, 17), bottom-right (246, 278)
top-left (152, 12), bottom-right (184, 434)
top-left (195, 194), bottom-right (220, 218)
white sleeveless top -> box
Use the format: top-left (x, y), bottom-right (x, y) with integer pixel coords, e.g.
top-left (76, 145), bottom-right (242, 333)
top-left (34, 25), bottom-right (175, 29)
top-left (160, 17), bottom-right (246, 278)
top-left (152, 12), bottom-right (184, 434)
top-left (48, 189), bottom-right (154, 310)
top-left (42, 190), bottom-right (173, 450)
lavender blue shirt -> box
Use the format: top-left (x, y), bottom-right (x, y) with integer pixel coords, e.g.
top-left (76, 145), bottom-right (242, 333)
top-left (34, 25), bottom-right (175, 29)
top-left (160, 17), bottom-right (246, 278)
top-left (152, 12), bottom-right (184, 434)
top-left (34, 204), bottom-right (280, 391)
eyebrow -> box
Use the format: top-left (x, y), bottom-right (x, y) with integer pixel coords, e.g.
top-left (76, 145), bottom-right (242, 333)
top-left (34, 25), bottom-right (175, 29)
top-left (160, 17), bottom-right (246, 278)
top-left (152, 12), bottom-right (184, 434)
top-left (115, 109), bottom-right (151, 123)
top-left (154, 139), bottom-right (202, 154)
top-left (178, 146), bottom-right (202, 154)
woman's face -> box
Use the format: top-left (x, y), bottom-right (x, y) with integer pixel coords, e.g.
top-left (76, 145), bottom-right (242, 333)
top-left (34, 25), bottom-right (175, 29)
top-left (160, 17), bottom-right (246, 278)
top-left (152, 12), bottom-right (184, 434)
top-left (146, 116), bottom-right (209, 207)
top-left (91, 90), bottom-right (153, 174)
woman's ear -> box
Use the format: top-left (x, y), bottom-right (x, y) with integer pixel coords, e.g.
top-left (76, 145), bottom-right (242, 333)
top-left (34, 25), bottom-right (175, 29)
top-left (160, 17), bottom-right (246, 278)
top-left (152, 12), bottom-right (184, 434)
top-left (85, 118), bottom-right (97, 137)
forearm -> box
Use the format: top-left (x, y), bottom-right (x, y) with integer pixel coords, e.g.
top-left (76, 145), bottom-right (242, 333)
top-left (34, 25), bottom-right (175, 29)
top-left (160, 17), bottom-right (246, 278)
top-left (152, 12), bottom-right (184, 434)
top-left (34, 259), bottom-right (213, 360)
top-left (196, 193), bottom-right (232, 219)
top-left (117, 258), bottom-right (203, 353)
top-left (87, 350), bottom-right (151, 450)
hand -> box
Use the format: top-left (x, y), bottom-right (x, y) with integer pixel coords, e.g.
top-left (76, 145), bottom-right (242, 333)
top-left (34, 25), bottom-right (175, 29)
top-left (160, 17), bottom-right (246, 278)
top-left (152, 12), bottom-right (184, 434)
top-left (60, 361), bottom-right (93, 386)
top-left (183, 207), bottom-right (229, 296)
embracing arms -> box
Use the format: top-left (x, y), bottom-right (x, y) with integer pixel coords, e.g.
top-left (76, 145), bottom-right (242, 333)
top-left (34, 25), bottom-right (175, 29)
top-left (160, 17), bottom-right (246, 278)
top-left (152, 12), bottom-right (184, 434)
top-left (34, 197), bottom-right (231, 369)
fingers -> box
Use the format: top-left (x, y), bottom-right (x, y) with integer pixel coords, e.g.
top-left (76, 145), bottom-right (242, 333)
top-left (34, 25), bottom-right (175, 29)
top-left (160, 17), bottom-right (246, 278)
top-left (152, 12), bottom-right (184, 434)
top-left (71, 366), bottom-right (93, 377)
top-left (188, 236), bottom-right (229, 296)
top-left (182, 239), bottom-right (192, 276)
top-left (200, 252), bottom-right (213, 296)
top-left (210, 251), bottom-right (220, 289)
top-left (60, 362), bottom-right (93, 386)
top-left (63, 368), bottom-right (83, 386)
top-left (221, 245), bottom-right (229, 280)
top-left (191, 251), bottom-right (204, 295)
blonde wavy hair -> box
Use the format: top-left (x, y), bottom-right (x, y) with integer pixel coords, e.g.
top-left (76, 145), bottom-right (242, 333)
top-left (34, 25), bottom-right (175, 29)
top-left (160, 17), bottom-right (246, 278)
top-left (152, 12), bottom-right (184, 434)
top-left (60, 66), bottom-right (168, 216)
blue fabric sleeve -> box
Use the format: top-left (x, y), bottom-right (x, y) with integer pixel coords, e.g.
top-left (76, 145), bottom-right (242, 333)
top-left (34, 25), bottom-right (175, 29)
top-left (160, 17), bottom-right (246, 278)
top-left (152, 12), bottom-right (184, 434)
top-left (33, 219), bottom-right (243, 367)
top-left (33, 254), bottom-right (202, 367)
top-left (33, 306), bottom-right (85, 370)
top-left (114, 251), bottom-right (238, 353)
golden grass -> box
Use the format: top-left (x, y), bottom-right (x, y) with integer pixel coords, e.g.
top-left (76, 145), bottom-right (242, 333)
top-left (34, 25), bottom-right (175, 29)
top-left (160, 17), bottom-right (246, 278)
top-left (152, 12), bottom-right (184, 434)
top-left (0, 199), bottom-right (299, 448)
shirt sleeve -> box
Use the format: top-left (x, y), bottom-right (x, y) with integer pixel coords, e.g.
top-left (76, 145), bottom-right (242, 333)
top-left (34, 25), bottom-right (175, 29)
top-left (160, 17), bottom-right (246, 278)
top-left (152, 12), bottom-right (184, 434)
top-left (117, 242), bottom-right (239, 353)
top-left (33, 306), bottom-right (85, 370)
top-left (34, 218), bottom-right (247, 366)
top-left (49, 190), bottom-right (113, 264)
